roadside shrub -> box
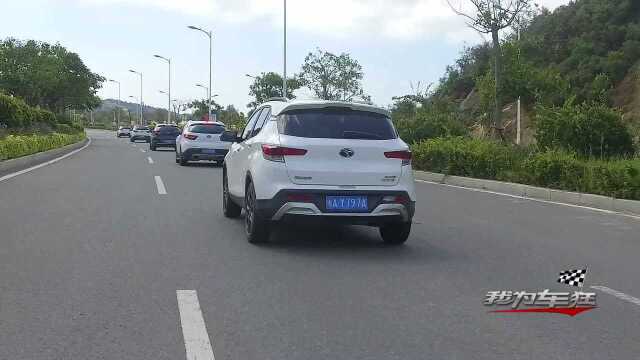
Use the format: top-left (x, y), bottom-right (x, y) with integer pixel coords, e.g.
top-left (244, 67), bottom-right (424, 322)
top-left (519, 150), bottom-right (587, 192)
top-left (411, 137), bottom-right (640, 200)
top-left (393, 99), bottom-right (468, 144)
top-left (55, 124), bottom-right (74, 134)
top-left (0, 92), bottom-right (60, 130)
top-left (534, 100), bottom-right (635, 158)
top-left (412, 136), bottom-right (526, 179)
top-left (0, 131), bottom-right (86, 160)
top-left (585, 160), bottom-right (640, 200)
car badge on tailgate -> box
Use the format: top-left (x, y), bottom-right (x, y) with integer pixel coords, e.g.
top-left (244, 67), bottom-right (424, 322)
top-left (339, 148), bottom-right (354, 158)
top-left (206, 135), bottom-right (211, 138)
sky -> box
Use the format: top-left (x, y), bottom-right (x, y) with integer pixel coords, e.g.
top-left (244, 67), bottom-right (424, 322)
top-left (1, 0), bottom-right (570, 114)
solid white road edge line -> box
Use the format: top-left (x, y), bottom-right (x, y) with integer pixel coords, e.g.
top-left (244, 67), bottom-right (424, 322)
top-left (154, 175), bottom-right (167, 195)
top-left (0, 137), bottom-right (91, 183)
top-left (591, 286), bottom-right (640, 307)
top-left (176, 290), bottom-right (216, 360)
top-left (147, 157), bottom-right (154, 164)
top-left (415, 179), bottom-right (640, 221)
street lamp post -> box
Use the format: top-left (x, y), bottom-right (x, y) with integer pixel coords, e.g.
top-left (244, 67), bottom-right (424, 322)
top-left (283, 0), bottom-right (287, 99)
top-left (159, 90), bottom-right (171, 123)
top-left (108, 79), bottom-right (121, 127)
top-left (153, 55), bottom-right (172, 124)
top-left (188, 25), bottom-right (213, 122)
top-left (128, 96), bottom-right (139, 125)
top-left (129, 69), bottom-right (143, 125)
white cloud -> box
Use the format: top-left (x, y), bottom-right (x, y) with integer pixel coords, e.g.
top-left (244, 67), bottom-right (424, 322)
top-left (77, 0), bottom-right (570, 42)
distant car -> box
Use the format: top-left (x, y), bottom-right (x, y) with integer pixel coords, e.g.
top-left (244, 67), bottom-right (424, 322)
top-left (130, 126), bottom-right (151, 142)
top-left (175, 121), bottom-right (231, 166)
top-left (150, 125), bottom-right (180, 151)
top-left (116, 126), bottom-right (131, 137)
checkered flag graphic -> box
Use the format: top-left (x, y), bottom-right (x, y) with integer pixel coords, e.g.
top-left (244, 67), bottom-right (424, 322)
top-left (557, 269), bottom-right (588, 287)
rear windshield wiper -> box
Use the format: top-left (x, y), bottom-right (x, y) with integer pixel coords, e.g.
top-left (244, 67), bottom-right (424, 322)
top-left (342, 130), bottom-right (383, 140)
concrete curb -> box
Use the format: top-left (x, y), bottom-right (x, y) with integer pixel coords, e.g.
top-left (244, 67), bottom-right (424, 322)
top-left (0, 137), bottom-right (89, 178)
top-left (414, 170), bottom-right (640, 217)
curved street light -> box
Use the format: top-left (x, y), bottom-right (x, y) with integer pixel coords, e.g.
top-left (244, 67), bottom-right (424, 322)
top-left (128, 69), bottom-right (143, 124)
top-left (188, 25), bottom-right (213, 122)
top-left (153, 54), bottom-right (171, 124)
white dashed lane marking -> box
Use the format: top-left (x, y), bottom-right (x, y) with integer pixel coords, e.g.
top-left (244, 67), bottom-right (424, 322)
top-left (147, 157), bottom-right (154, 164)
top-left (591, 286), bottom-right (640, 307)
top-left (176, 290), bottom-right (216, 360)
top-left (154, 176), bottom-right (167, 195)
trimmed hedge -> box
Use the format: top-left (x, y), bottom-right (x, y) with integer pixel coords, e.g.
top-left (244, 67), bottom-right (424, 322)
top-left (0, 131), bottom-right (86, 161)
top-left (0, 92), bottom-right (58, 129)
top-left (411, 137), bottom-right (640, 200)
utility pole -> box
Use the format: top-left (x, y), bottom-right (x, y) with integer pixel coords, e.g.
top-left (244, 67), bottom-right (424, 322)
top-left (516, 17), bottom-right (522, 145)
top-left (283, 0), bottom-right (287, 99)
top-left (108, 79), bottom-right (121, 128)
top-left (129, 69), bottom-right (143, 125)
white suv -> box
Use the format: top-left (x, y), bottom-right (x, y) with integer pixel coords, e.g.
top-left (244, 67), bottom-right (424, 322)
top-left (176, 121), bottom-right (231, 166)
top-left (221, 100), bottom-right (416, 245)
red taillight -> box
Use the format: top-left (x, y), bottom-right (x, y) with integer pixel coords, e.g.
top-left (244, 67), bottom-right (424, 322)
top-left (261, 144), bottom-right (307, 162)
top-left (382, 195), bottom-right (410, 204)
top-left (384, 150), bottom-right (412, 165)
top-left (184, 133), bottom-right (198, 140)
top-left (286, 193), bottom-right (314, 202)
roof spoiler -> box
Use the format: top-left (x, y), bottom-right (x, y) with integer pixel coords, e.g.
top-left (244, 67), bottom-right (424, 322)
top-left (266, 97), bottom-right (288, 102)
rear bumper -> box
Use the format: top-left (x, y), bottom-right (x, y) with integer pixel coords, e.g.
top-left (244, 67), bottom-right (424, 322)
top-left (131, 135), bottom-right (150, 140)
top-left (151, 139), bottom-right (176, 146)
top-left (255, 189), bottom-right (415, 225)
top-left (183, 148), bottom-right (228, 161)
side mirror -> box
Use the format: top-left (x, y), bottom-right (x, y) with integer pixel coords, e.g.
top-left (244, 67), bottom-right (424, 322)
top-left (220, 130), bottom-right (240, 142)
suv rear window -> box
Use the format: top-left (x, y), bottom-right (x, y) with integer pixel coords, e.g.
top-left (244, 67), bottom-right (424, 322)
top-left (157, 126), bottom-right (180, 135)
top-left (188, 124), bottom-right (225, 134)
top-left (278, 108), bottom-right (397, 140)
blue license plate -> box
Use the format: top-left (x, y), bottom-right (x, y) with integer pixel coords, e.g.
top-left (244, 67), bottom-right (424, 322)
top-left (325, 196), bottom-right (368, 212)
top-left (202, 149), bottom-right (217, 154)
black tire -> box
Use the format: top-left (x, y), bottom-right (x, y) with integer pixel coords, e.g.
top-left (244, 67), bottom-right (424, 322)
top-left (379, 222), bottom-right (411, 245)
top-left (223, 169), bottom-right (241, 218)
top-left (244, 180), bottom-right (270, 243)
top-left (130, 138), bottom-right (134, 142)
top-left (150, 143), bottom-right (156, 151)
top-left (179, 152), bottom-right (188, 166)
top-left (175, 150), bottom-right (180, 164)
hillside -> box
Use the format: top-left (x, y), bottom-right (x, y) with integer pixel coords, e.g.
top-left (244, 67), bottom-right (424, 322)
top-left (97, 98), bottom-right (164, 116)
top-left (392, 0), bottom-right (640, 145)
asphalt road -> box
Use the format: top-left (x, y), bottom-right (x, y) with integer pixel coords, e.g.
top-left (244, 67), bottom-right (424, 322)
top-left (1, 129), bottom-right (639, 359)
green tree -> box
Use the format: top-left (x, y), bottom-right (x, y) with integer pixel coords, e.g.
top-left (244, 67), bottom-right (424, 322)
top-left (535, 99), bottom-right (634, 158)
top-left (447, 0), bottom-right (531, 138)
top-left (298, 48), bottom-right (370, 102)
top-left (187, 99), bottom-right (222, 120)
top-left (218, 105), bottom-right (246, 131)
top-left (247, 72), bottom-right (300, 108)
top-left (0, 38), bottom-right (104, 113)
